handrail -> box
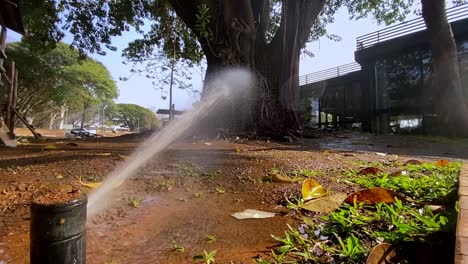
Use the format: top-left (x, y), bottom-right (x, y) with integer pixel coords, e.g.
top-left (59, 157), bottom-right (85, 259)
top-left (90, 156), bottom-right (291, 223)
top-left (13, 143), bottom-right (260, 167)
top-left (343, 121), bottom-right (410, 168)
top-left (299, 62), bottom-right (361, 86)
top-left (356, 4), bottom-right (468, 50)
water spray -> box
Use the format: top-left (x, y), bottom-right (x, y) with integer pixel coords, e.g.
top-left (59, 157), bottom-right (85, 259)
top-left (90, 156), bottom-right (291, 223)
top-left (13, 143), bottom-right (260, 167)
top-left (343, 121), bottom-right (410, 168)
top-left (87, 68), bottom-right (253, 217)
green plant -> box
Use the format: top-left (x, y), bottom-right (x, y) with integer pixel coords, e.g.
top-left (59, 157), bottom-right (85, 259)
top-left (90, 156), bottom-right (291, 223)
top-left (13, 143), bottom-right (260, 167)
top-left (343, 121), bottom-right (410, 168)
top-left (292, 169), bottom-right (322, 178)
top-left (177, 162), bottom-right (202, 177)
top-left (129, 197), bottom-right (142, 208)
top-left (193, 250), bottom-right (217, 264)
top-left (351, 162), bottom-right (461, 202)
top-left (159, 179), bottom-right (175, 191)
top-left (284, 197), bottom-right (303, 211)
top-left (335, 233), bottom-right (367, 261)
top-left (215, 187), bottom-right (225, 194)
top-left (205, 235), bottom-right (216, 244)
top-left (170, 245), bottom-right (185, 252)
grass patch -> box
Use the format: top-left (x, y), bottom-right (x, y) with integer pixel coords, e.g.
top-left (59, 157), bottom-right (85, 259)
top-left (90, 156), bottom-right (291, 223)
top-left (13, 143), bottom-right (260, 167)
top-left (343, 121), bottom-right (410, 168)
top-left (258, 161), bottom-right (461, 264)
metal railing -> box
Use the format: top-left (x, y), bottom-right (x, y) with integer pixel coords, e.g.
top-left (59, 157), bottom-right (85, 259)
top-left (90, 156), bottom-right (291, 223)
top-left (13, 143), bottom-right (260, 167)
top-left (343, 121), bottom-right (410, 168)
top-left (299, 62), bottom-right (361, 86)
top-left (356, 4), bottom-right (468, 50)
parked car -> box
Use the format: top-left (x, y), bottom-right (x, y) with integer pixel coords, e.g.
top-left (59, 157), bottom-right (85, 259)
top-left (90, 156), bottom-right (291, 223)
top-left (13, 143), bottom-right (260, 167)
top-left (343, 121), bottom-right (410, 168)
top-left (65, 128), bottom-right (97, 138)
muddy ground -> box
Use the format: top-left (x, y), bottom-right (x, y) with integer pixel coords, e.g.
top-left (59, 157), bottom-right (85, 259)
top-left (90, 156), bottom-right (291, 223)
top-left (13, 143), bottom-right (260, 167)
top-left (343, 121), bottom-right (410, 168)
top-left (0, 131), bottom-right (467, 263)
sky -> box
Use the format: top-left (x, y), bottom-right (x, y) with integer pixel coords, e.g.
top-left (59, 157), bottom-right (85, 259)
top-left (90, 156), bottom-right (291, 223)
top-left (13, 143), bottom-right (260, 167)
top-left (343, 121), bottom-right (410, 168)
top-left (6, 7), bottom-right (409, 112)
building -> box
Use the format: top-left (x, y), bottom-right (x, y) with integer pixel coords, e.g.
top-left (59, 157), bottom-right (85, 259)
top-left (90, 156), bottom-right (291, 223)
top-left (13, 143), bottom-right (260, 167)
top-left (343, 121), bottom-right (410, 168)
top-left (300, 4), bottom-right (468, 135)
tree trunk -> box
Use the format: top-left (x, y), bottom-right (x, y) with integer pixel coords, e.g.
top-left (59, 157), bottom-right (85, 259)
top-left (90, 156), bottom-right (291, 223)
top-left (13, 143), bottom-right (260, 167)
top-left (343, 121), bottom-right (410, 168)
top-left (170, 0), bottom-right (325, 137)
top-left (422, 0), bottom-right (468, 136)
top-left (80, 102), bottom-right (88, 129)
top-left (48, 112), bottom-right (58, 129)
top-left (58, 105), bottom-right (66, 129)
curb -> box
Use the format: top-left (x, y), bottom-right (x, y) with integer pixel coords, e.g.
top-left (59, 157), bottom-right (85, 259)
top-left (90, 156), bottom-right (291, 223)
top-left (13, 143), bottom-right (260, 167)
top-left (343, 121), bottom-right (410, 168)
top-left (456, 163), bottom-right (468, 264)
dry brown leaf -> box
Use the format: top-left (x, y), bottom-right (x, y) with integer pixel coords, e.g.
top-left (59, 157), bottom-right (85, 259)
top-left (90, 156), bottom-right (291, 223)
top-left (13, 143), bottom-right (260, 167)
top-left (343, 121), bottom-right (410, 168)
top-left (436, 159), bottom-right (449, 167)
top-left (388, 169), bottom-right (407, 177)
top-left (366, 243), bottom-right (397, 264)
top-left (358, 167), bottom-right (383, 175)
top-left (344, 187), bottom-right (403, 205)
top-left (300, 193), bottom-right (347, 213)
top-left (117, 154), bottom-right (129, 160)
top-left (404, 159), bottom-right (422, 165)
top-left (302, 179), bottom-right (328, 200)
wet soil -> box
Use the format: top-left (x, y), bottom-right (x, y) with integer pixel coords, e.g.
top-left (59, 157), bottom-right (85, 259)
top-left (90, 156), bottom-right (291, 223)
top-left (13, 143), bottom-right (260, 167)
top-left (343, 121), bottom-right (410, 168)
top-left (0, 131), bottom-right (467, 263)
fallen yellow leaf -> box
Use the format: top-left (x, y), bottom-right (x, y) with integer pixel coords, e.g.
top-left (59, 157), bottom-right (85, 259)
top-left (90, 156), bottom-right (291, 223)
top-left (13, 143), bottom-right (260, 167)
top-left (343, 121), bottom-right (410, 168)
top-left (42, 145), bottom-right (58, 151)
top-left (302, 179), bottom-right (328, 200)
top-left (79, 176), bottom-right (123, 189)
top-left (270, 172), bottom-right (301, 183)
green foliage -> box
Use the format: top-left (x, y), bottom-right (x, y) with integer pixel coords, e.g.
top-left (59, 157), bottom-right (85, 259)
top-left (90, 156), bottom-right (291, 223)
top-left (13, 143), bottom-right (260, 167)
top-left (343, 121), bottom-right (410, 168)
top-left (110, 103), bottom-right (160, 132)
top-left (195, 4), bottom-right (212, 41)
top-left (351, 162), bottom-right (461, 202)
top-left (193, 250), bottom-right (217, 264)
top-left (335, 233), bottom-right (367, 261)
top-left (21, 0), bottom-right (417, 77)
top-left (6, 41), bottom-right (117, 122)
top-left (264, 161), bottom-right (461, 263)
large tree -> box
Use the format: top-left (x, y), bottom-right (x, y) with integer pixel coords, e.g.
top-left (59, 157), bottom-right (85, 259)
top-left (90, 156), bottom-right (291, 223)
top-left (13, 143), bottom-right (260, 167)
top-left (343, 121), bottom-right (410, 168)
top-left (109, 103), bottom-right (160, 132)
top-left (20, 0), bottom-right (416, 135)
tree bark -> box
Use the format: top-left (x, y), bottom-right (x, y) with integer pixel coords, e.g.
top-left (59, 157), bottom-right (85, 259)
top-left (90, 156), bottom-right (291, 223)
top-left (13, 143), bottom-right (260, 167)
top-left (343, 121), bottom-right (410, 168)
top-left (170, 0), bottom-right (326, 137)
top-left (80, 102), bottom-right (88, 129)
top-left (421, 0), bottom-right (468, 136)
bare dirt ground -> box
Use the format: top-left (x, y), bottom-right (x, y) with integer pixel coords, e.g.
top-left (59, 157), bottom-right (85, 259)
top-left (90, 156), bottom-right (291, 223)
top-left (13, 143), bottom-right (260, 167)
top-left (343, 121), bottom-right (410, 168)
top-left (0, 131), bottom-right (467, 263)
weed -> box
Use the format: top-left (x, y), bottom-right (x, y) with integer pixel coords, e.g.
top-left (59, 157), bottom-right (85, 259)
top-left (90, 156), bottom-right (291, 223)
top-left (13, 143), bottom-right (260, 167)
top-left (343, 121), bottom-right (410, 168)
top-left (129, 197), bottom-right (142, 208)
top-left (215, 187), bottom-right (225, 194)
top-left (292, 169), bottom-right (322, 178)
top-left (194, 192), bottom-right (202, 198)
top-left (104, 259), bottom-right (119, 264)
top-left (159, 179), bottom-right (175, 191)
top-left (193, 250), bottom-right (217, 264)
top-left (269, 167), bottom-right (282, 174)
top-left (170, 245), bottom-right (185, 252)
top-left (351, 162), bottom-right (461, 202)
top-left (177, 162), bottom-right (202, 177)
top-left (203, 171), bottom-right (221, 182)
top-left (284, 197), bottom-right (303, 211)
top-left (263, 160), bottom-right (461, 263)
top-left (204, 235), bottom-right (217, 244)
top-left (335, 233), bottom-right (367, 261)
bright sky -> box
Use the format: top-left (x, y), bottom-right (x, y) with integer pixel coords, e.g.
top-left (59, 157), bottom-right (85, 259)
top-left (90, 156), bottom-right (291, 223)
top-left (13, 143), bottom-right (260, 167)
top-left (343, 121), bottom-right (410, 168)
top-left (6, 7), bottom-right (407, 112)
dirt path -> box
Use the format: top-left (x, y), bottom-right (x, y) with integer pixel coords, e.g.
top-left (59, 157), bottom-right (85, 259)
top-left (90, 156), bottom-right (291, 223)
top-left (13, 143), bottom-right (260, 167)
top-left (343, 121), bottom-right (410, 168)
top-left (0, 132), bottom-right (467, 263)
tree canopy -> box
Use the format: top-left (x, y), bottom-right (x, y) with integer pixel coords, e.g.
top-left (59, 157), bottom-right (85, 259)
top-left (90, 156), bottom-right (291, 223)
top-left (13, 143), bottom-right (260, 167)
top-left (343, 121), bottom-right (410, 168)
top-left (6, 41), bottom-right (118, 118)
top-left (110, 103), bottom-right (160, 132)
top-left (21, 0), bottom-right (414, 64)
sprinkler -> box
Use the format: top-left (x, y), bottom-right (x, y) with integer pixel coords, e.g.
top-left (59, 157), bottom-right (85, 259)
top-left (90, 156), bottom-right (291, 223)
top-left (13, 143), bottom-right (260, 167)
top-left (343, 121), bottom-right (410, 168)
top-left (30, 191), bottom-right (87, 264)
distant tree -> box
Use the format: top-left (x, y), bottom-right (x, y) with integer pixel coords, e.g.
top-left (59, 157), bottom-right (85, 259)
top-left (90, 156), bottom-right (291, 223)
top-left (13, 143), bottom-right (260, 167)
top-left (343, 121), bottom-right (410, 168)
top-left (6, 41), bottom-right (118, 128)
top-left (112, 104), bottom-right (160, 132)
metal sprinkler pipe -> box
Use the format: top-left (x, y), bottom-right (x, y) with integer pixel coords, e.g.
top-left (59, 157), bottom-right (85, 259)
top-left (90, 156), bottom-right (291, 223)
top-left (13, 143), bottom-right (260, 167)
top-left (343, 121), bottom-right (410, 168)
top-left (30, 192), bottom-right (87, 264)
